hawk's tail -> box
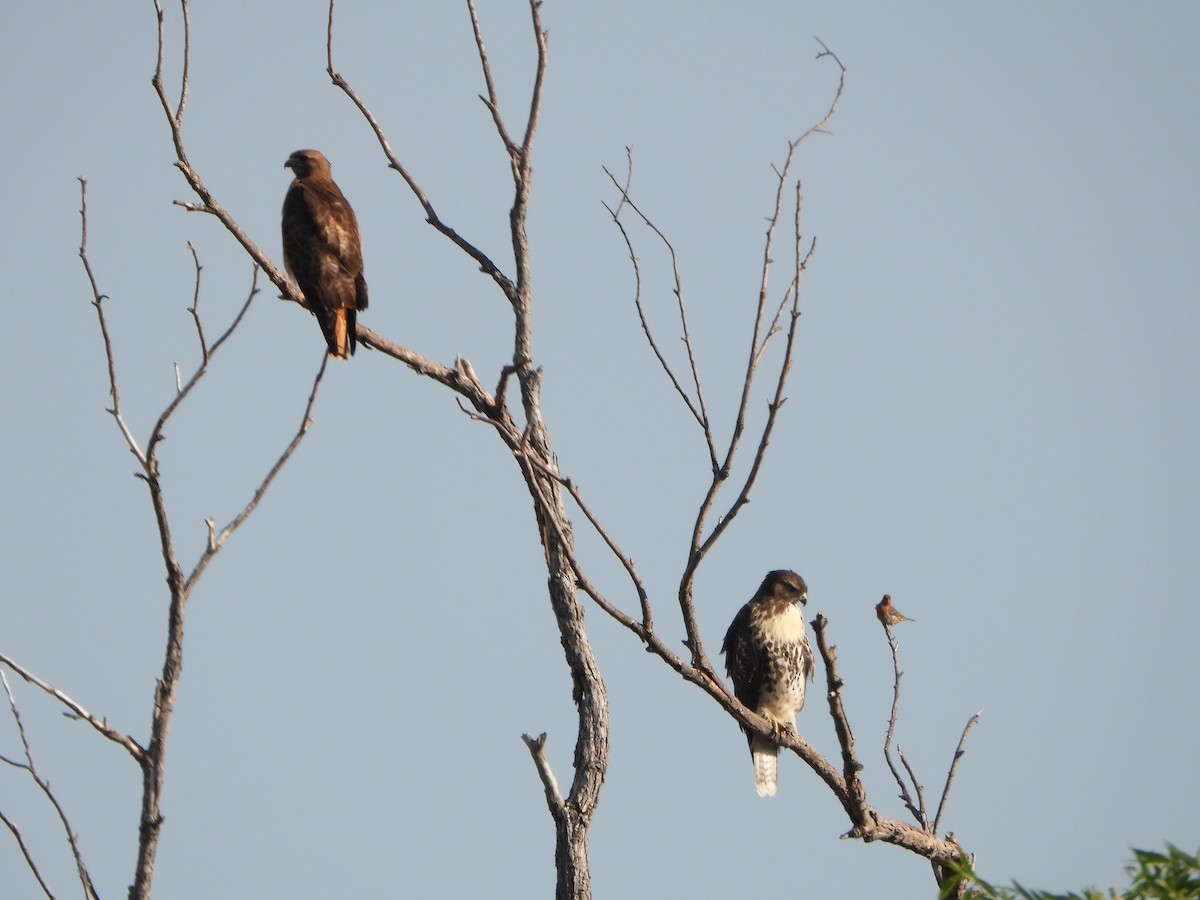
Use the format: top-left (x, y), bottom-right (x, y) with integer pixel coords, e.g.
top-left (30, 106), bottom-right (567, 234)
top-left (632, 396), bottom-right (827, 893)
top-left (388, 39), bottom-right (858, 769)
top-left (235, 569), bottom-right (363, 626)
top-left (335, 308), bottom-right (357, 358)
top-left (320, 307), bottom-right (356, 359)
top-left (750, 735), bottom-right (779, 797)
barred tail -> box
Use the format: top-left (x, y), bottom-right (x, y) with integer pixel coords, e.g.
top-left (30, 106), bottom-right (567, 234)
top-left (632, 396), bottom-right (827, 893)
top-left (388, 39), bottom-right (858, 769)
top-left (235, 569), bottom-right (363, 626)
top-left (751, 735), bottom-right (779, 797)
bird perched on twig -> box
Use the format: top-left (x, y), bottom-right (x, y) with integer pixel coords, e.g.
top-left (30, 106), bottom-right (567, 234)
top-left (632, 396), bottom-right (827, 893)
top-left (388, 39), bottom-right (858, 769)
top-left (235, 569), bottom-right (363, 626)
top-left (875, 594), bottom-right (916, 626)
top-left (721, 570), bottom-right (814, 797)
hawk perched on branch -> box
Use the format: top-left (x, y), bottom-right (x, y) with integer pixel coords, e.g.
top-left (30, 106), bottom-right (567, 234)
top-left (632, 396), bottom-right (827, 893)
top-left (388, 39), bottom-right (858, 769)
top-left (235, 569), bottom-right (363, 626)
top-left (721, 569), bottom-right (814, 797)
top-left (282, 149), bottom-right (368, 358)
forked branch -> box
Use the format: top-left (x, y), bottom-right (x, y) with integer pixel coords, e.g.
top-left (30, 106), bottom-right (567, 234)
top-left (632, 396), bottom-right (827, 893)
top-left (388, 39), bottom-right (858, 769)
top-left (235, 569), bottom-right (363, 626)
top-left (325, 0), bottom-right (518, 305)
top-left (78, 119), bottom-right (327, 896)
top-left (0, 653), bottom-right (144, 763)
top-left (1, 672), bottom-right (99, 900)
top-left (328, 6), bottom-right (602, 899)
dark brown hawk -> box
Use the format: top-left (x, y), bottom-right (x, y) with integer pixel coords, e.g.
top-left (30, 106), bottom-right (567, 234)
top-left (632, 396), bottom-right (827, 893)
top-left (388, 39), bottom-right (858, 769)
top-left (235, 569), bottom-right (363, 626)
top-left (282, 149), bottom-right (368, 359)
top-left (721, 569), bottom-right (814, 797)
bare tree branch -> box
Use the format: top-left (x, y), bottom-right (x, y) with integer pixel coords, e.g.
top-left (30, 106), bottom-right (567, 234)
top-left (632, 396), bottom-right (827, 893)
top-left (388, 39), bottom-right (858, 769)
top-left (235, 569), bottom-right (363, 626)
top-left (81, 37), bottom-right (331, 887)
top-left (0, 654), bottom-right (144, 763)
top-left (325, 0), bottom-right (518, 304)
top-left (78, 8), bottom-right (977, 898)
top-left (933, 712), bottom-right (981, 838)
top-left (151, 0), bottom-right (294, 303)
top-left (899, 746), bottom-right (930, 829)
top-left (521, 732), bottom-right (565, 819)
top-left (189, 354), bottom-right (327, 593)
top-left (589, 42), bottom-right (972, 878)
top-left (185, 241), bottom-right (208, 361)
top-left (602, 156), bottom-right (715, 459)
top-left (598, 45), bottom-right (847, 687)
top-left (79, 177), bottom-right (147, 468)
top-left (1, 672), bottom-right (99, 900)
top-left (878, 611), bottom-right (981, 852)
top-left (328, 5), bottom-right (604, 896)
top-left (813, 616), bottom-right (871, 833)
top-left (0, 808), bottom-right (55, 900)
top-left (467, 0), bottom-right (518, 157)
top-left (472, 440), bottom-right (971, 872)
top-left (882, 621), bottom-right (927, 826)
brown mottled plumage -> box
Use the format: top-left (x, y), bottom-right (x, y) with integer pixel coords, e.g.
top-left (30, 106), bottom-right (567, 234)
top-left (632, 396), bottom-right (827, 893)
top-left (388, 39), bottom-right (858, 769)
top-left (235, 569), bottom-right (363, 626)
top-left (721, 569), bottom-right (814, 797)
top-left (282, 150), bottom-right (368, 358)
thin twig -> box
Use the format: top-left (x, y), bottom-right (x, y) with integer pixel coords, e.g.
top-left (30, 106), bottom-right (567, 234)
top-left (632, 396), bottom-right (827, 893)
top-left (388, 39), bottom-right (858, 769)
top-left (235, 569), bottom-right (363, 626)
top-left (521, 732), bottom-right (565, 820)
top-left (506, 0), bottom-right (548, 369)
top-left (145, 267), bottom-right (258, 468)
top-left (325, 0), bottom-right (517, 304)
top-left (185, 354), bottom-right (328, 593)
top-left (812, 616), bottom-right (870, 831)
top-left (512, 445), bottom-right (644, 635)
top-left (516, 449), bottom-right (653, 632)
top-left (684, 49), bottom-right (845, 669)
top-left (185, 241), bottom-right (208, 362)
top-left (932, 712), bottom-right (981, 836)
top-left (0, 809), bottom-right (55, 899)
top-left (602, 157), bottom-right (715, 460)
top-left (0, 654), bottom-right (144, 762)
top-left (79, 177), bottom-right (147, 467)
top-left (899, 747), bottom-right (928, 824)
top-left (1, 672), bottom-right (99, 899)
top-left (176, 0), bottom-right (190, 120)
top-left (882, 623), bottom-right (926, 825)
top-left (467, 0), bottom-right (518, 157)
top-left (518, 0), bottom-right (549, 170)
top-left (152, 0), bottom-right (294, 303)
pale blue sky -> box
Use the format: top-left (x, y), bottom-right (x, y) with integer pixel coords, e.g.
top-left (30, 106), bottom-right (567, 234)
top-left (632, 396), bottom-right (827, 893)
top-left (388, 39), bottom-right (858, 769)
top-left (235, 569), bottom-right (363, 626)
top-left (2, 2), bottom-right (1198, 898)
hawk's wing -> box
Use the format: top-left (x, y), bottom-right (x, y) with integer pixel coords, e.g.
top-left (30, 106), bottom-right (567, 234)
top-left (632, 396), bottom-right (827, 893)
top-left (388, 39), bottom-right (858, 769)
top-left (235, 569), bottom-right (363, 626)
top-left (282, 179), bottom-right (367, 357)
top-left (721, 603), bottom-right (762, 713)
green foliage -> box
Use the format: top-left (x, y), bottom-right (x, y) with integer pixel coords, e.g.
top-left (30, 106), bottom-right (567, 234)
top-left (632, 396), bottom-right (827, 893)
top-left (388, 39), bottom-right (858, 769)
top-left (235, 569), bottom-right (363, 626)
top-left (939, 844), bottom-right (1200, 900)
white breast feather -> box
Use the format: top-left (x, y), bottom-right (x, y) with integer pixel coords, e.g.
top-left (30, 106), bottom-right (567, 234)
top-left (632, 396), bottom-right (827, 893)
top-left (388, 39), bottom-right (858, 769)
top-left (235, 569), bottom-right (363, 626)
top-left (758, 604), bottom-right (805, 644)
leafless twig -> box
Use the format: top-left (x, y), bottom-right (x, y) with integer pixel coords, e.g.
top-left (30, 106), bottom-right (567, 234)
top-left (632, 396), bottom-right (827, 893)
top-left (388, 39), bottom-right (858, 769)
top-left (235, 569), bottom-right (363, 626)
top-left (602, 151), bottom-right (715, 463)
top-left (599, 45), bottom-right (846, 684)
top-left (879, 613), bottom-right (979, 843)
top-left (193, 354), bottom-right (327, 589)
top-left (125, 8), bottom-right (977, 897)
top-left (151, 0), bottom-right (294, 302)
top-left (900, 747), bottom-right (929, 822)
top-left (78, 177), bottom-right (147, 467)
top-left (0, 653), bottom-right (144, 763)
top-left (812, 616), bottom-right (871, 834)
top-left (932, 712), bottom-right (981, 837)
top-left (521, 732), bottom-right (565, 817)
top-left (882, 623), bottom-right (927, 825)
top-left (0, 808), bottom-right (54, 899)
top-left (81, 47), bottom-right (327, 887)
top-left (330, 6), bottom-right (605, 897)
top-left (1, 672), bottom-right (99, 899)
top-left (325, 0), bottom-right (517, 304)
top-left (185, 241), bottom-right (208, 362)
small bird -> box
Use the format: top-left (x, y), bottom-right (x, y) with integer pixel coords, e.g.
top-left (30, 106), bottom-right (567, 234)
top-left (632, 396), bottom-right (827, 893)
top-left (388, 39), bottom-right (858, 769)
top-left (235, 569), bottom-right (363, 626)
top-left (875, 594), bottom-right (916, 626)
top-left (281, 149), bottom-right (369, 359)
top-left (721, 570), bottom-right (814, 797)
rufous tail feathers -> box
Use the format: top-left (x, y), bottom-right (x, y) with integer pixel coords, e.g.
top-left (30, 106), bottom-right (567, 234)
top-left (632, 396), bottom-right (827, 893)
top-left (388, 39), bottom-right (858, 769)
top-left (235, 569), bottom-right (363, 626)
top-left (328, 307), bottom-right (355, 359)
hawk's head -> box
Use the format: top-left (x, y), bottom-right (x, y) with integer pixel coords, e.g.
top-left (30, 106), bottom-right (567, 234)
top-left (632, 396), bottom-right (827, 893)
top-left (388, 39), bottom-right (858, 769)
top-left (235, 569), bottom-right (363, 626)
top-left (284, 149), bottom-right (332, 180)
top-left (761, 569), bottom-right (808, 606)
